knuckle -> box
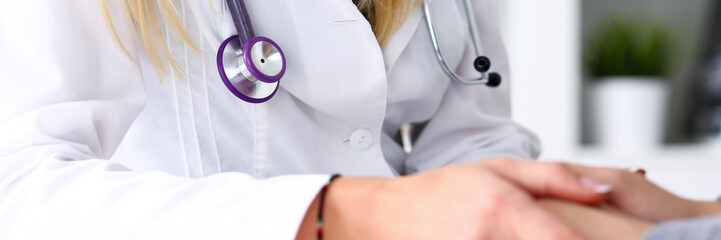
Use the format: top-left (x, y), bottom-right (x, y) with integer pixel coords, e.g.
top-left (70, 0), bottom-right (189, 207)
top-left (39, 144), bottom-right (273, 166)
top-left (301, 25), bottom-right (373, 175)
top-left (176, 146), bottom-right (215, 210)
top-left (544, 162), bottom-right (570, 175)
top-left (477, 193), bottom-right (508, 218)
top-left (539, 162), bottom-right (575, 192)
top-left (608, 168), bottom-right (632, 182)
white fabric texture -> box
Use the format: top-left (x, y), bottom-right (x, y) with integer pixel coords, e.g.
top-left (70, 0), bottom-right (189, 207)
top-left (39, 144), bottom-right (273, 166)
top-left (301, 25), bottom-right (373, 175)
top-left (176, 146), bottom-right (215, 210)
top-left (0, 0), bottom-right (539, 239)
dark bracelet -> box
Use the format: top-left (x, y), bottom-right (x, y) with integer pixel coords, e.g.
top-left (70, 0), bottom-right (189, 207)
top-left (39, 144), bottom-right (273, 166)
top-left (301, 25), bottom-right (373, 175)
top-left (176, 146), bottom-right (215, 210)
top-left (317, 174), bottom-right (342, 240)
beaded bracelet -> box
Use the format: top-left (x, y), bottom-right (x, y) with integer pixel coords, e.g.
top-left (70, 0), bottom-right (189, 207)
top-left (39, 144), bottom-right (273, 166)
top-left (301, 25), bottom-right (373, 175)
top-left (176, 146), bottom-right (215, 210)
top-left (317, 174), bottom-right (342, 240)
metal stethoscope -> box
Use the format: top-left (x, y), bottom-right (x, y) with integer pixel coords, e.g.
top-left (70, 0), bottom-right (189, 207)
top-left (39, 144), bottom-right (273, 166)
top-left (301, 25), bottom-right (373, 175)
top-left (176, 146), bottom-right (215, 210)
top-left (217, 0), bottom-right (502, 104)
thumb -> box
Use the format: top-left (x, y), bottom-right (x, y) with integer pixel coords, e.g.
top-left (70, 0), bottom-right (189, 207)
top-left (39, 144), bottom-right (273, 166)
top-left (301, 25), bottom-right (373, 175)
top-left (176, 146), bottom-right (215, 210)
top-left (481, 158), bottom-right (611, 204)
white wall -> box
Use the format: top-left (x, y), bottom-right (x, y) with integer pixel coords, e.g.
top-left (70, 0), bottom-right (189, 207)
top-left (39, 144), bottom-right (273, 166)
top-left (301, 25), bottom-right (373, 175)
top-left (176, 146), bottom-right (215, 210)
top-left (504, 0), bottom-right (581, 159)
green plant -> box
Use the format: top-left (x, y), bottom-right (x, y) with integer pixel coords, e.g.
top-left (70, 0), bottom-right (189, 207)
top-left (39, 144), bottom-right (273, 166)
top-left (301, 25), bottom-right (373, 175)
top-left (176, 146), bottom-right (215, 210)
top-left (585, 17), bottom-right (673, 79)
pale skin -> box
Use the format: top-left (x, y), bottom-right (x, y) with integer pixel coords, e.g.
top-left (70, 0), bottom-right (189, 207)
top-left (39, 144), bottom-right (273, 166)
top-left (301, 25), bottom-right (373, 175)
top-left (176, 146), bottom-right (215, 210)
top-left (296, 159), bottom-right (721, 240)
top-left (539, 165), bottom-right (721, 240)
top-left (295, 158), bottom-right (616, 240)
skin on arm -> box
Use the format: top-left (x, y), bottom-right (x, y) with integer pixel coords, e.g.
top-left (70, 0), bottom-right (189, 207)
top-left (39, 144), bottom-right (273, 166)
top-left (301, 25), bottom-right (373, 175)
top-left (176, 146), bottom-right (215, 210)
top-left (297, 158), bottom-right (614, 240)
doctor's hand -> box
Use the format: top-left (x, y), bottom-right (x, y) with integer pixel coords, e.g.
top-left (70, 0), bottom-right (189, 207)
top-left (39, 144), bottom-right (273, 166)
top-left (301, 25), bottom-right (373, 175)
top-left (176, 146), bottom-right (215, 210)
top-left (563, 165), bottom-right (721, 222)
top-left (297, 158), bottom-right (613, 240)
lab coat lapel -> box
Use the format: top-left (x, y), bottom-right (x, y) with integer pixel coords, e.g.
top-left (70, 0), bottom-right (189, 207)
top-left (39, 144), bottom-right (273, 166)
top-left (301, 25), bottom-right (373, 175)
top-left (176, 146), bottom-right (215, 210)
top-left (382, 0), bottom-right (436, 74)
top-left (279, 0), bottom-right (388, 126)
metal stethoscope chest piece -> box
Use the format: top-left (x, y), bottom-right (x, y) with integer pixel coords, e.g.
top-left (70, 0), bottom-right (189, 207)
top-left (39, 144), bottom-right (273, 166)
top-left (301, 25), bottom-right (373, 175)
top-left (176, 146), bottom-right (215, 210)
top-left (217, 0), bottom-right (286, 103)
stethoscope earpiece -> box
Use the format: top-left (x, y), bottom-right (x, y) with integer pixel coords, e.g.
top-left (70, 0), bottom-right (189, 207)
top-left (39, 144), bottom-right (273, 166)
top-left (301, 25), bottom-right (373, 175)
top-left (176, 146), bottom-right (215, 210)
top-left (486, 72), bottom-right (501, 87)
top-left (472, 56), bottom-right (500, 87)
top-left (473, 56), bottom-right (491, 73)
top-left (424, 0), bottom-right (502, 87)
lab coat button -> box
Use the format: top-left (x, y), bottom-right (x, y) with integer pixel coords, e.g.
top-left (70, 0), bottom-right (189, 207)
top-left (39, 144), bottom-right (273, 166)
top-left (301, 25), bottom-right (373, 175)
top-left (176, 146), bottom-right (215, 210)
top-left (349, 129), bottom-right (373, 151)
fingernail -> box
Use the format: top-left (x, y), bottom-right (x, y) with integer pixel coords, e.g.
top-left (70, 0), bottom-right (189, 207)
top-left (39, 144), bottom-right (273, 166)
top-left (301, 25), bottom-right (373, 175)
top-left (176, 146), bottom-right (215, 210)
top-left (580, 177), bottom-right (613, 194)
top-left (627, 166), bottom-right (647, 176)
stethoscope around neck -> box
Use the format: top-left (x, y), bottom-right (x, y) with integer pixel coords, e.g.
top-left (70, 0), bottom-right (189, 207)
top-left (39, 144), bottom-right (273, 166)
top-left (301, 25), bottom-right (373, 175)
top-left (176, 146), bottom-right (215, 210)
top-left (216, 0), bottom-right (286, 103)
top-left (216, 0), bottom-right (501, 104)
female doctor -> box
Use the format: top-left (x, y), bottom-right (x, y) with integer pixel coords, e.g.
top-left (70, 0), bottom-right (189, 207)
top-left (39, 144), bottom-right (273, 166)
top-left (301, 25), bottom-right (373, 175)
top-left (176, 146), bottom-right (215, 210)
top-left (0, 0), bottom-right (609, 239)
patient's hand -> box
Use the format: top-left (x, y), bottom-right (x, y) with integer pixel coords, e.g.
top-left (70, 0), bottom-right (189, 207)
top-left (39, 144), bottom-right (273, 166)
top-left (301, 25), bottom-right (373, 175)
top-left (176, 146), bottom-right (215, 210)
top-left (539, 199), bottom-right (652, 240)
top-left (565, 165), bottom-right (721, 222)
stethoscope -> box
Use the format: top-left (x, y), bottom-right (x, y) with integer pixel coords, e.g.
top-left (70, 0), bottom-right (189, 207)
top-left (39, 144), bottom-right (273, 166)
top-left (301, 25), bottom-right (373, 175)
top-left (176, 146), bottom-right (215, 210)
top-left (217, 0), bottom-right (501, 104)
top-left (216, 0), bottom-right (286, 103)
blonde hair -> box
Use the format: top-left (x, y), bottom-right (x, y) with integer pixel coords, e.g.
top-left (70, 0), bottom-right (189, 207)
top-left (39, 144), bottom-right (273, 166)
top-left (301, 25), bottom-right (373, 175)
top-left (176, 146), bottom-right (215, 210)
top-left (354, 0), bottom-right (415, 47)
top-left (100, 0), bottom-right (414, 77)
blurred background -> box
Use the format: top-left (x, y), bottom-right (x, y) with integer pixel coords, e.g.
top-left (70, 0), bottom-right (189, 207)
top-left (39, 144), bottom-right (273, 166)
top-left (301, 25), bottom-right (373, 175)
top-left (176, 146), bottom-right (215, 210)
top-left (500, 0), bottom-right (721, 200)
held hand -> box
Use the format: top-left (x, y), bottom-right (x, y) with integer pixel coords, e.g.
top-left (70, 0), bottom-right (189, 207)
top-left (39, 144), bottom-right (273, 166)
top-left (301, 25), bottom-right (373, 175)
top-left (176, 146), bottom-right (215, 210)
top-left (538, 199), bottom-right (652, 240)
top-left (565, 165), bottom-right (721, 222)
top-left (308, 158), bottom-right (615, 240)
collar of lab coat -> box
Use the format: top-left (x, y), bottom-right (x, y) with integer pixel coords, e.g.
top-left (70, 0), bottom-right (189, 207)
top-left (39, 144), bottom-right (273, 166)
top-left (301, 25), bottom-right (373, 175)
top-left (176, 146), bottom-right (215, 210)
top-left (382, 1), bottom-right (428, 74)
top-left (184, 0), bottom-right (436, 125)
top-left (187, 0), bottom-right (435, 74)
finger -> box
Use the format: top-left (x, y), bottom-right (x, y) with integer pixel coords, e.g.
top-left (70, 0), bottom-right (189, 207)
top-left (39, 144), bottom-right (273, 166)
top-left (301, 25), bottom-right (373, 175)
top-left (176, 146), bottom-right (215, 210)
top-left (566, 164), bottom-right (632, 181)
top-left (568, 164), bottom-right (656, 202)
top-left (509, 200), bottom-right (587, 240)
top-left (482, 159), bottom-right (610, 204)
top-left (564, 164), bottom-right (643, 199)
top-left (627, 166), bottom-right (647, 178)
top-left (563, 164), bottom-right (676, 220)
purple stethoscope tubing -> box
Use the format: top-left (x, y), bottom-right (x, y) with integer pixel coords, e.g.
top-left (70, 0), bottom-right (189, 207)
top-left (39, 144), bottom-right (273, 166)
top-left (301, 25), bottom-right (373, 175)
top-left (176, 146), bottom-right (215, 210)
top-left (217, 0), bottom-right (287, 103)
top-left (226, 0), bottom-right (254, 43)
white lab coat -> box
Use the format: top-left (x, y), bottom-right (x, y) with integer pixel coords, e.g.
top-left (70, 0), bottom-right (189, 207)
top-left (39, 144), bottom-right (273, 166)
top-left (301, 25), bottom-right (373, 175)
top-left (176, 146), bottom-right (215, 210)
top-left (0, 0), bottom-right (539, 239)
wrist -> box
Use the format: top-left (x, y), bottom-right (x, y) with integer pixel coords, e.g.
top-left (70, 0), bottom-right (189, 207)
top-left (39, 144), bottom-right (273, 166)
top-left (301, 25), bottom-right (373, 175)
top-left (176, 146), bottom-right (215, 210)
top-left (296, 192), bottom-right (322, 240)
top-left (323, 177), bottom-right (395, 239)
top-left (690, 201), bottom-right (721, 217)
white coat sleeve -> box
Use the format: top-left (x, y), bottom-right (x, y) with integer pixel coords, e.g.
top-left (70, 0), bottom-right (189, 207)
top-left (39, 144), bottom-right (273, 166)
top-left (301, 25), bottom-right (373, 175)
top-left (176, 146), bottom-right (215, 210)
top-left (0, 1), bottom-right (329, 239)
top-left (404, 0), bottom-right (541, 174)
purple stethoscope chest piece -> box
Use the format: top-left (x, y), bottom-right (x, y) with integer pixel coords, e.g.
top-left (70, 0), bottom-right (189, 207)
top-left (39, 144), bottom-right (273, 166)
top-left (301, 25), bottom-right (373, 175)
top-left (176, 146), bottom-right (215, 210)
top-left (217, 0), bottom-right (286, 103)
